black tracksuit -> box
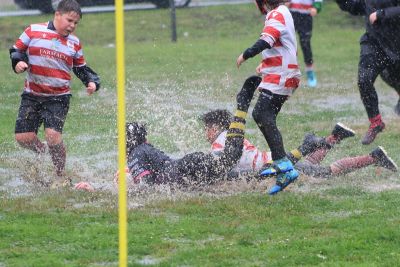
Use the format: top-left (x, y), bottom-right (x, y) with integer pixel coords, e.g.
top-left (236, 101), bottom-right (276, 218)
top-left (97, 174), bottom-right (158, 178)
top-left (336, 0), bottom-right (400, 119)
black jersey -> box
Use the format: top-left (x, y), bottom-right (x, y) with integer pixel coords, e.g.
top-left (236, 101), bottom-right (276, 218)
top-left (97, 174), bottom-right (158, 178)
top-left (336, 0), bottom-right (400, 60)
top-left (127, 143), bottom-right (172, 184)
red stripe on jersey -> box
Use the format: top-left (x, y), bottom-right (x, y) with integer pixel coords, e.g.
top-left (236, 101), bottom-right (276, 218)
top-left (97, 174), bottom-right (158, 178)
top-left (252, 151), bottom-right (259, 170)
top-left (263, 74), bottom-right (281, 85)
top-left (15, 39), bottom-right (28, 51)
top-left (133, 170), bottom-right (151, 184)
top-left (273, 39), bottom-right (283, 47)
top-left (212, 143), bottom-right (224, 150)
top-left (288, 64), bottom-right (299, 69)
top-left (29, 46), bottom-right (73, 66)
top-left (28, 81), bottom-right (70, 95)
top-left (267, 11), bottom-right (286, 25)
top-left (262, 152), bottom-right (269, 164)
top-left (262, 56), bottom-right (283, 68)
top-left (284, 77), bottom-right (300, 88)
top-left (73, 56), bottom-right (85, 66)
top-left (289, 3), bottom-right (313, 10)
top-left (263, 26), bottom-right (281, 40)
top-left (30, 65), bottom-right (71, 80)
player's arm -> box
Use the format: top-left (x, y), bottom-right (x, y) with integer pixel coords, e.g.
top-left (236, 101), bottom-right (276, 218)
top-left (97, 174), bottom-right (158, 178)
top-left (375, 5), bottom-right (400, 21)
top-left (73, 65), bottom-right (101, 91)
top-left (335, 0), bottom-right (366, 15)
top-left (9, 47), bottom-right (28, 73)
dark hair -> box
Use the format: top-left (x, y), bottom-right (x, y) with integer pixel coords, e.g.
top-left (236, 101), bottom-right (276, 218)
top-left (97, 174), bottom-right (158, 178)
top-left (126, 122), bottom-right (147, 150)
top-left (201, 109), bottom-right (232, 130)
top-left (56, 0), bottom-right (82, 18)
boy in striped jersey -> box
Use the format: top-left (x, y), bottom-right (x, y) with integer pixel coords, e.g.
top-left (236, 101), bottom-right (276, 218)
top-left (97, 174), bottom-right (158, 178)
top-left (288, 0), bottom-right (323, 87)
top-left (236, 0), bottom-right (301, 194)
top-left (9, 0), bottom-right (100, 188)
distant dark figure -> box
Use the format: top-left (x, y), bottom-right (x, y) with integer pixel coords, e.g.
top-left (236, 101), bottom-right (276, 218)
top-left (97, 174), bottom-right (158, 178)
top-left (336, 0), bottom-right (400, 145)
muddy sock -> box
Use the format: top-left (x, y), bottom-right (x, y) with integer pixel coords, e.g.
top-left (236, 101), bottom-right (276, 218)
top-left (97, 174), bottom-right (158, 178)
top-left (48, 142), bottom-right (66, 177)
top-left (18, 137), bottom-right (46, 154)
top-left (369, 114), bottom-right (383, 127)
top-left (330, 155), bottom-right (375, 176)
top-left (286, 149), bottom-right (302, 164)
top-left (326, 135), bottom-right (339, 146)
top-left (305, 148), bottom-right (330, 165)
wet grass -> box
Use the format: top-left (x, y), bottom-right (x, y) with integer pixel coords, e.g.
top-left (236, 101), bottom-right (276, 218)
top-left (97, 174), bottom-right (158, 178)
top-left (1, 1), bottom-right (400, 266)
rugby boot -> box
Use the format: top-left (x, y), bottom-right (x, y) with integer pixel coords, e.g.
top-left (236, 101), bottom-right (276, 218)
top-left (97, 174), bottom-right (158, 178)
top-left (268, 168), bottom-right (300, 195)
top-left (298, 133), bottom-right (331, 156)
top-left (370, 146), bottom-right (398, 172)
top-left (361, 122), bottom-right (385, 145)
top-left (259, 157), bottom-right (294, 177)
top-left (306, 70), bottom-right (317, 88)
top-left (331, 123), bottom-right (355, 142)
top-left (395, 99), bottom-right (400, 116)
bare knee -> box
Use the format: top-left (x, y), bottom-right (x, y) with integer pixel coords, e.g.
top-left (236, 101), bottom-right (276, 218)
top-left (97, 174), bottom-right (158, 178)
top-left (15, 132), bottom-right (37, 145)
top-left (45, 128), bottom-right (63, 146)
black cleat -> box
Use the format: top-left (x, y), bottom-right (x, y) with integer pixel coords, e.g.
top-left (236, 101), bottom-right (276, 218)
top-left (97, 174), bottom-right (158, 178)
top-left (370, 146), bottom-right (398, 172)
top-left (298, 133), bottom-right (331, 156)
top-left (361, 122), bottom-right (385, 145)
top-left (331, 122), bottom-right (355, 142)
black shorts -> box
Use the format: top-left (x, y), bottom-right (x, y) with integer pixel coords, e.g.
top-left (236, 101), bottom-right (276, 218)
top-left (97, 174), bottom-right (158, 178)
top-left (15, 93), bottom-right (71, 134)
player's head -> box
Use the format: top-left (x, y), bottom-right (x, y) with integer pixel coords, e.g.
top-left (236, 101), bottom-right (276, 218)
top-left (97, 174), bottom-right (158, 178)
top-left (126, 122), bottom-right (147, 150)
top-left (254, 0), bottom-right (286, 14)
top-left (201, 109), bottom-right (232, 143)
top-left (54, 0), bottom-right (82, 36)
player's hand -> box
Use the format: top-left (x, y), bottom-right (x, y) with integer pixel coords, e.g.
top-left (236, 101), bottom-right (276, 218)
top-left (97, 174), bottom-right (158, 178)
top-left (236, 54), bottom-right (246, 68)
top-left (74, 181), bottom-right (95, 192)
top-left (369, 12), bottom-right (377, 24)
top-left (255, 63), bottom-right (263, 75)
top-left (309, 7), bottom-right (318, 17)
top-left (86, 82), bottom-right (96, 95)
top-left (15, 61), bottom-right (28, 73)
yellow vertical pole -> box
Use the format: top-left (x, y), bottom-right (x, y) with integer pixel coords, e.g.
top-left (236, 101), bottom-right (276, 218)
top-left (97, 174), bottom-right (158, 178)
top-left (114, 0), bottom-right (128, 266)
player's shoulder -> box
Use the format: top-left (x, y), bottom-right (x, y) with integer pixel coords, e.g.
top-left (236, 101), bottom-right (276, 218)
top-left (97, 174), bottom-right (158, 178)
top-left (267, 5), bottom-right (290, 24)
top-left (29, 22), bottom-right (49, 31)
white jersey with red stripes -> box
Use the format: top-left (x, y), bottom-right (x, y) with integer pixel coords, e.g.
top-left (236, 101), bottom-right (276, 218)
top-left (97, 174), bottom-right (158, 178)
top-left (13, 22), bottom-right (86, 96)
top-left (289, 0), bottom-right (322, 14)
top-left (259, 4), bottom-right (301, 96)
top-left (211, 131), bottom-right (271, 172)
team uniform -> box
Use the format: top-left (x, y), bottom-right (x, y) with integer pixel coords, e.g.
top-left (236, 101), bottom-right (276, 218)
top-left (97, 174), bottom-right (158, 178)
top-left (258, 5), bottom-right (301, 96)
top-left (11, 21), bottom-right (100, 134)
top-left (336, 0), bottom-right (400, 144)
top-left (211, 131), bottom-right (271, 172)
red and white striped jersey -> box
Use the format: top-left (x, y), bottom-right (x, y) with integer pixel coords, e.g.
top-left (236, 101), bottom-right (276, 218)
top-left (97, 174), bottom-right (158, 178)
top-left (259, 4), bottom-right (301, 96)
top-left (289, 0), bottom-right (323, 14)
top-left (211, 131), bottom-right (271, 172)
top-left (13, 21), bottom-right (86, 96)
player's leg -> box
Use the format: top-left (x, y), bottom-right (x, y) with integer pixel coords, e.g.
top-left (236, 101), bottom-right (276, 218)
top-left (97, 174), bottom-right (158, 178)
top-left (358, 42), bottom-right (389, 145)
top-left (15, 94), bottom-right (46, 154)
top-left (296, 13), bottom-right (316, 87)
top-left (380, 60), bottom-right (400, 116)
top-left (305, 123), bottom-right (355, 164)
top-left (42, 95), bottom-right (71, 187)
top-left (252, 90), bottom-right (299, 194)
top-left (330, 146), bottom-right (397, 175)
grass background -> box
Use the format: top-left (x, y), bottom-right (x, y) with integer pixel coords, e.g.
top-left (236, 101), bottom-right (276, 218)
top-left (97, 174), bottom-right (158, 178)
top-left (0, 1), bottom-right (400, 266)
